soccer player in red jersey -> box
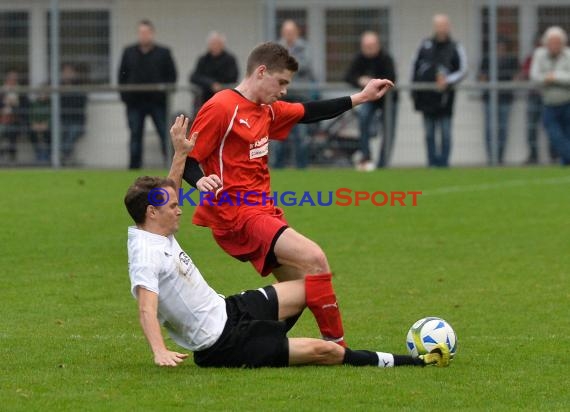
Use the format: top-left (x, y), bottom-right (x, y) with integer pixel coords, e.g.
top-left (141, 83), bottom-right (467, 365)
top-left (183, 42), bottom-right (394, 347)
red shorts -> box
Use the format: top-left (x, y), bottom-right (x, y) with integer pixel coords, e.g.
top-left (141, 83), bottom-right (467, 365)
top-left (212, 207), bottom-right (288, 277)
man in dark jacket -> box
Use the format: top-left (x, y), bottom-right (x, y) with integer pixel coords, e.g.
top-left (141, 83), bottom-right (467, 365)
top-left (190, 31), bottom-right (238, 109)
top-left (60, 63), bottom-right (87, 166)
top-left (411, 14), bottom-right (467, 167)
top-left (345, 31), bottom-right (397, 170)
top-left (478, 38), bottom-right (519, 165)
top-left (118, 19), bottom-right (177, 169)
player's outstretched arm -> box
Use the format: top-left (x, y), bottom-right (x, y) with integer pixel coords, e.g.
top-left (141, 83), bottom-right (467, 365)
top-left (299, 78), bottom-right (394, 124)
top-left (137, 286), bottom-right (189, 367)
top-left (168, 115), bottom-right (198, 196)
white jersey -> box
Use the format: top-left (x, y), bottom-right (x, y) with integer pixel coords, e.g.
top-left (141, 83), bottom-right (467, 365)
top-left (127, 226), bottom-right (227, 351)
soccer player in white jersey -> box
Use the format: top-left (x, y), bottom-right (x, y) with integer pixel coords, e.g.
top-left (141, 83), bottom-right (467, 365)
top-left (124, 115), bottom-right (449, 368)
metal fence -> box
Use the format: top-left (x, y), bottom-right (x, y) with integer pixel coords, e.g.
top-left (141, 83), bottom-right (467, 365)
top-left (1, 82), bottom-right (555, 169)
top-left (1, 0), bottom-right (569, 169)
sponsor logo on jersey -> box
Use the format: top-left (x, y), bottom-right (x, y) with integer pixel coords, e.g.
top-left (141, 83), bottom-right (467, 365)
top-left (249, 136), bottom-right (269, 159)
top-left (178, 251), bottom-right (192, 277)
top-left (179, 251), bottom-right (190, 266)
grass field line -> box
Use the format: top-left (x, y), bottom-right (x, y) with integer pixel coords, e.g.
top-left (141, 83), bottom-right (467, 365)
top-left (422, 175), bottom-right (570, 196)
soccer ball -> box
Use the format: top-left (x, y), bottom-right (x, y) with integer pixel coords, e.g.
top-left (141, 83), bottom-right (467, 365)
top-left (406, 317), bottom-right (457, 358)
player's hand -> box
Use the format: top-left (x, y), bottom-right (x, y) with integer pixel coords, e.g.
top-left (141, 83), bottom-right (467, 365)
top-left (169, 115), bottom-right (197, 155)
top-left (545, 72), bottom-right (556, 84)
top-left (197, 174), bottom-right (222, 192)
top-left (354, 78), bottom-right (394, 105)
top-left (436, 74), bottom-right (448, 91)
top-left (153, 349), bottom-right (189, 367)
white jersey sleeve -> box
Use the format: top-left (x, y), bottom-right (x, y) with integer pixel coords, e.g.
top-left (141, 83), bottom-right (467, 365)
top-left (127, 235), bottom-right (163, 298)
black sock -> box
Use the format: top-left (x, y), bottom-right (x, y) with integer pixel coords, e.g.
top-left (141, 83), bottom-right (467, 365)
top-left (284, 312), bottom-right (302, 332)
top-left (394, 354), bottom-right (424, 367)
top-left (342, 348), bottom-right (379, 366)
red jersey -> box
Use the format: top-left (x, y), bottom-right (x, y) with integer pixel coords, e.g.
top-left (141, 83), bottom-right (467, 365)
top-left (188, 89), bottom-right (305, 229)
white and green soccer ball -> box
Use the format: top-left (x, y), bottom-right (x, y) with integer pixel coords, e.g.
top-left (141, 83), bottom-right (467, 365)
top-left (406, 317), bottom-right (457, 358)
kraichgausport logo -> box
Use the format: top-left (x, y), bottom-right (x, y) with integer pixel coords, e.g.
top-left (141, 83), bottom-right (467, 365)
top-left (148, 188), bottom-right (422, 207)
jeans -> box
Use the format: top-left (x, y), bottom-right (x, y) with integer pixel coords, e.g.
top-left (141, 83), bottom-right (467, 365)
top-left (271, 123), bottom-right (310, 169)
top-left (484, 100), bottom-right (512, 164)
top-left (61, 123), bottom-right (84, 161)
top-left (357, 102), bottom-right (377, 161)
top-left (357, 101), bottom-right (398, 167)
top-left (526, 94), bottom-right (542, 160)
top-left (422, 114), bottom-right (452, 167)
top-left (29, 130), bottom-right (51, 162)
top-left (126, 102), bottom-right (167, 169)
top-left (542, 102), bottom-right (570, 165)
top-left (0, 123), bottom-right (19, 160)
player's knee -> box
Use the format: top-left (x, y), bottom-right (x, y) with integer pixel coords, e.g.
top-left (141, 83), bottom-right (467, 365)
top-left (304, 246), bottom-right (329, 273)
top-left (313, 340), bottom-right (338, 356)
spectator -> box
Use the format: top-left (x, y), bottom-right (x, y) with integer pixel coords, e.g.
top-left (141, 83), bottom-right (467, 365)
top-left (60, 63), bottom-right (87, 166)
top-left (272, 19), bottom-right (315, 169)
top-left (411, 14), bottom-right (468, 167)
top-left (29, 88), bottom-right (51, 164)
top-left (478, 37), bottom-right (519, 165)
top-left (530, 26), bottom-right (570, 166)
top-left (0, 70), bottom-right (29, 163)
top-left (118, 19), bottom-right (177, 169)
top-left (518, 36), bottom-right (545, 165)
top-left (190, 31), bottom-right (238, 110)
top-left (345, 31), bottom-right (397, 171)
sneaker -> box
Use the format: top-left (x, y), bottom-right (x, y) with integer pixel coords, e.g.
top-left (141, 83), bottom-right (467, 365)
top-left (419, 343), bottom-right (450, 367)
top-left (356, 160), bottom-right (376, 172)
top-left (523, 155), bottom-right (538, 166)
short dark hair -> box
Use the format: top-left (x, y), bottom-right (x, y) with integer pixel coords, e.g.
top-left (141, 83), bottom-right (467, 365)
top-left (124, 176), bottom-right (175, 224)
top-left (246, 42), bottom-right (298, 75)
top-left (138, 19), bottom-right (155, 30)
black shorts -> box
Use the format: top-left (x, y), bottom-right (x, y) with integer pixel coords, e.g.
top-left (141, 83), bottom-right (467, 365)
top-left (193, 286), bottom-right (289, 368)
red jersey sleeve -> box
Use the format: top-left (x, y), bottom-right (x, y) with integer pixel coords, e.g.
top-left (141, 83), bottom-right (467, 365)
top-left (188, 99), bottom-right (228, 162)
top-left (268, 101), bottom-right (305, 141)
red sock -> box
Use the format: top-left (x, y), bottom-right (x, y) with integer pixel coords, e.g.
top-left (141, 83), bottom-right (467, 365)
top-left (305, 273), bottom-right (346, 347)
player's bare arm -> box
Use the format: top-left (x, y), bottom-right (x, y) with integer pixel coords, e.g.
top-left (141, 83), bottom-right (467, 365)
top-left (136, 286), bottom-right (189, 367)
top-left (167, 115), bottom-right (197, 194)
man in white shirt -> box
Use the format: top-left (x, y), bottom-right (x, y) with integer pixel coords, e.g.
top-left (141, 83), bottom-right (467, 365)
top-left (124, 115), bottom-right (450, 368)
top-left (530, 26), bottom-right (570, 165)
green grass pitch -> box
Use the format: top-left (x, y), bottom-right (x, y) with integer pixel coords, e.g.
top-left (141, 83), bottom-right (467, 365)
top-left (1, 167), bottom-right (569, 411)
